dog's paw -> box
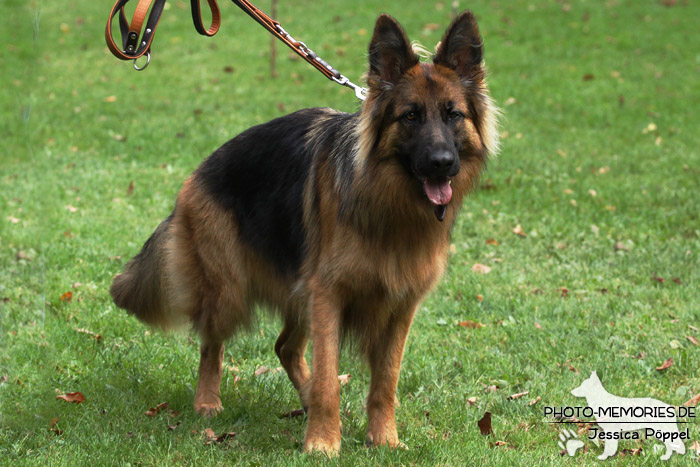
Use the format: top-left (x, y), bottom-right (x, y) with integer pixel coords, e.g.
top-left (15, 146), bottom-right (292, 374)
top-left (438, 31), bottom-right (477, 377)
top-left (195, 402), bottom-right (223, 417)
top-left (303, 437), bottom-right (341, 456)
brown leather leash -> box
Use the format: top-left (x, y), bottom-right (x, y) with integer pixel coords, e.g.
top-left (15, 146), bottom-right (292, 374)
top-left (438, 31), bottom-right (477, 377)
top-left (105, 0), bottom-right (367, 100)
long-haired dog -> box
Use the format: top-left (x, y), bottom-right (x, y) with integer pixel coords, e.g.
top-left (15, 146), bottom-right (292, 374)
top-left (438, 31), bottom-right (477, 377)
top-left (111, 11), bottom-right (499, 454)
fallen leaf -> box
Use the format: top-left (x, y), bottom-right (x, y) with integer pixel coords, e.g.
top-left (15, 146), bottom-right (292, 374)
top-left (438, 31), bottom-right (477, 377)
top-left (338, 374), bottom-right (351, 386)
top-left (281, 408), bottom-right (306, 418)
top-left (529, 396), bottom-right (541, 406)
top-left (689, 324), bottom-right (699, 332)
top-left (672, 277), bottom-right (682, 284)
top-left (687, 336), bottom-right (699, 346)
top-left (254, 366), bottom-right (269, 377)
top-left (478, 411), bottom-right (493, 436)
top-left (56, 392), bottom-right (85, 403)
top-left (689, 440), bottom-right (700, 454)
top-left (8, 216), bottom-right (21, 224)
top-left (49, 417), bottom-right (63, 435)
top-left (145, 401), bottom-right (169, 417)
top-left (167, 422), bottom-right (180, 431)
top-left (651, 274), bottom-right (665, 284)
top-left (458, 320), bottom-right (484, 329)
top-left (471, 263), bottom-right (492, 274)
top-left (508, 391), bottom-right (529, 400)
top-left (559, 288), bottom-right (569, 298)
top-left (467, 397), bottom-right (478, 406)
top-left (656, 357), bottom-right (673, 371)
top-left (126, 181), bottom-right (134, 196)
top-left (493, 440), bottom-right (507, 447)
top-left (60, 291), bottom-right (73, 302)
top-left (476, 294), bottom-right (484, 302)
top-left (75, 328), bottom-right (102, 341)
top-left (486, 238), bottom-right (499, 246)
top-left (15, 251), bottom-right (32, 261)
top-left (534, 322), bottom-right (542, 329)
top-left (512, 224), bottom-right (527, 237)
top-left (684, 393), bottom-right (700, 407)
top-left (582, 73), bottom-right (595, 81)
top-left (202, 428), bottom-right (236, 444)
top-left (104, 95), bottom-right (117, 103)
top-left (72, 282), bottom-right (82, 289)
top-left (65, 205), bottom-right (78, 213)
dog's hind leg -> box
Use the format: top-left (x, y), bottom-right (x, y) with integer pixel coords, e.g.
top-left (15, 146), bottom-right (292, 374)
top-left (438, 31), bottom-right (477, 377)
top-left (275, 317), bottom-right (311, 410)
top-left (365, 304), bottom-right (417, 449)
top-left (194, 340), bottom-right (224, 417)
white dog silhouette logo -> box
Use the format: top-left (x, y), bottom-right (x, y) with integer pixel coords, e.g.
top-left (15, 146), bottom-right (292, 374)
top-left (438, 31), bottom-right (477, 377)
top-left (570, 371), bottom-right (687, 460)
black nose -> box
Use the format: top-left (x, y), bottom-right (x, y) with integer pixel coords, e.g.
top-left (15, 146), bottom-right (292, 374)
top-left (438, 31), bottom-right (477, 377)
top-left (429, 150), bottom-right (457, 176)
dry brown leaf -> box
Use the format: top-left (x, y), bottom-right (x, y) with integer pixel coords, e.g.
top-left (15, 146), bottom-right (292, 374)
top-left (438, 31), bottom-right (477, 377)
top-left (559, 288), bottom-right (569, 298)
top-left (486, 238), bottom-right (499, 246)
top-left (684, 393), bottom-right (700, 407)
top-left (458, 320), bottom-right (484, 329)
top-left (338, 374), bottom-right (351, 386)
top-left (689, 324), bottom-right (699, 332)
top-left (65, 205), bottom-right (78, 213)
top-left (281, 408), bottom-right (306, 418)
top-left (651, 274), bottom-right (665, 284)
top-left (672, 277), bottom-right (682, 284)
top-left (689, 440), bottom-right (700, 454)
top-left (656, 357), bottom-right (673, 371)
top-left (75, 328), bottom-right (102, 341)
top-left (471, 263), bottom-right (492, 274)
top-left (687, 336), bottom-right (699, 346)
top-left (528, 396), bottom-right (542, 406)
top-left (476, 294), bottom-right (484, 302)
top-left (203, 428), bottom-right (236, 444)
top-left (512, 224), bottom-right (527, 237)
top-left (478, 411), bottom-right (493, 436)
top-left (15, 251), bottom-right (32, 261)
top-left (508, 391), bottom-right (529, 400)
top-left (467, 396), bottom-right (478, 406)
top-left (254, 366), bottom-right (269, 376)
top-left (145, 401), bottom-right (169, 417)
top-left (49, 417), bottom-right (63, 435)
top-left (60, 291), bottom-right (73, 302)
top-left (534, 322), bottom-right (542, 329)
top-left (8, 216), bottom-right (21, 224)
top-left (104, 95), bottom-right (117, 103)
top-left (126, 181), bottom-right (134, 196)
top-left (56, 392), bottom-right (85, 403)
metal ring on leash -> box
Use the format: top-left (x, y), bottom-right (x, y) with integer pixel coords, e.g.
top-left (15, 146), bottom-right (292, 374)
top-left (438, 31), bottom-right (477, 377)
top-left (133, 51), bottom-right (151, 71)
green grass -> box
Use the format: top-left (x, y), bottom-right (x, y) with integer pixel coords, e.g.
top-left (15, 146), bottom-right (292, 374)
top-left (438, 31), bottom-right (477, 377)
top-left (2, 0), bottom-right (699, 464)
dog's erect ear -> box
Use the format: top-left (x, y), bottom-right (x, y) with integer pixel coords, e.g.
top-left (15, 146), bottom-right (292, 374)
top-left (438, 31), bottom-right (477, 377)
top-left (368, 15), bottom-right (419, 86)
top-left (433, 11), bottom-right (484, 82)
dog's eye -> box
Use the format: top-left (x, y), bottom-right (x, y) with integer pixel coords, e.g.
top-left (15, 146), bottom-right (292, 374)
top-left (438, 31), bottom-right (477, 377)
top-left (448, 110), bottom-right (464, 121)
top-left (404, 111), bottom-right (417, 122)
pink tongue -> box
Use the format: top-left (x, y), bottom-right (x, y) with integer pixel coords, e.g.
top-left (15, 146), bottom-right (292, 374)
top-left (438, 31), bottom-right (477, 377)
top-left (423, 178), bottom-right (452, 206)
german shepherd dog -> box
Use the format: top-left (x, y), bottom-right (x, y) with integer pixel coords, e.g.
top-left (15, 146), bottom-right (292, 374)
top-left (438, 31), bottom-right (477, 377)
top-left (111, 12), bottom-right (499, 454)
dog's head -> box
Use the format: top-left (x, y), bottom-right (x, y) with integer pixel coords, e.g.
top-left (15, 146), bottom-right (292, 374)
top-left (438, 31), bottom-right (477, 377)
top-left (359, 12), bottom-right (499, 222)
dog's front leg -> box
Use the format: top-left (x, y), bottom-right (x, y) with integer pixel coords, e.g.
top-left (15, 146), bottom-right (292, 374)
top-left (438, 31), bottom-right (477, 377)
top-left (303, 286), bottom-right (342, 455)
top-left (366, 305), bottom-right (416, 448)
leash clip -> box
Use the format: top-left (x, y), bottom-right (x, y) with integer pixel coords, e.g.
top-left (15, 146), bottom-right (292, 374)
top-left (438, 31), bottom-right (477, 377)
top-left (333, 75), bottom-right (368, 101)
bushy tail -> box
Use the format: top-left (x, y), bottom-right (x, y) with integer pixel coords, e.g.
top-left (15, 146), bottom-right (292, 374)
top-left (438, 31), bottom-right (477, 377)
top-left (110, 216), bottom-right (172, 329)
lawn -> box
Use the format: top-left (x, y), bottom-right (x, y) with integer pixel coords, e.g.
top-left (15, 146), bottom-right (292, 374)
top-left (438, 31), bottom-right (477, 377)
top-left (1, 0), bottom-right (698, 464)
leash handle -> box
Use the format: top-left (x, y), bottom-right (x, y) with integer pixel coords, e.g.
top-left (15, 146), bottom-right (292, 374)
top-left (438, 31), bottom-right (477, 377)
top-left (106, 0), bottom-right (220, 69)
top-left (104, 0), bottom-right (368, 99)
